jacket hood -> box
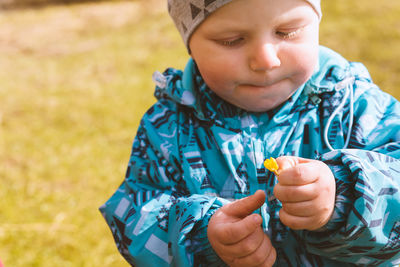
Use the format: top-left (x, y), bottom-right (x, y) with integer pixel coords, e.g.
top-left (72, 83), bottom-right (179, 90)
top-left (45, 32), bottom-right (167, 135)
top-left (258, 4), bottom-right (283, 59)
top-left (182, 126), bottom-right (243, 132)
top-left (153, 46), bottom-right (370, 123)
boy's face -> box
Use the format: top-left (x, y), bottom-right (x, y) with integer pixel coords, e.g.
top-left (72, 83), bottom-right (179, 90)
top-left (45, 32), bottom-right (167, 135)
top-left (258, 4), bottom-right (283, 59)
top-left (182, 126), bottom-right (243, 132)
top-left (189, 0), bottom-right (320, 112)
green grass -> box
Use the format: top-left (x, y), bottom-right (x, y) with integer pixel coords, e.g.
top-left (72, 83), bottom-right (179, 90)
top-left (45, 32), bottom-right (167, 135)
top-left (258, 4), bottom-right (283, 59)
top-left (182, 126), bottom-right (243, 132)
top-left (0, 0), bottom-right (399, 266)
top-left (320, 0), bottom-right (400, 96)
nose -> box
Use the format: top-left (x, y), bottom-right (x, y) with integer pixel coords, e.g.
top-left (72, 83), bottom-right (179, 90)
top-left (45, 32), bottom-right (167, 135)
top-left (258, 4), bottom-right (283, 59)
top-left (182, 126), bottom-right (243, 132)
top-left (249, 43), bottom-right (281, 72)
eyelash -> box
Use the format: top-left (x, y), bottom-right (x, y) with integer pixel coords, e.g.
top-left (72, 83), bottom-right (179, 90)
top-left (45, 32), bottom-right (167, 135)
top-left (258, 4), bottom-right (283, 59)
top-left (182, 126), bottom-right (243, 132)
top-left (276, 27), bottom-right (304, 39)
top-left (220, 38), bottom-right (244, 47)
top-left (218, 27), bottom-right (304, 47)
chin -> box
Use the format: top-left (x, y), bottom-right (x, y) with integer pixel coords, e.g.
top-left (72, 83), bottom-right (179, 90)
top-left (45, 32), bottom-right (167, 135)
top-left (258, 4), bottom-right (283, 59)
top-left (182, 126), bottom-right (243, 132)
top-left (240, 104), bottom-right (276, 113)
top-left (245, 99), bottom-right (284, 112)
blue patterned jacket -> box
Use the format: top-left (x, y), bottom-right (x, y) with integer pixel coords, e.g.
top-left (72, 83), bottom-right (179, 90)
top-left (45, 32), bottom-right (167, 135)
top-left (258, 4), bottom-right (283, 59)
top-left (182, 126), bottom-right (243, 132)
top-left (100, 46), bottom-right (400, 266)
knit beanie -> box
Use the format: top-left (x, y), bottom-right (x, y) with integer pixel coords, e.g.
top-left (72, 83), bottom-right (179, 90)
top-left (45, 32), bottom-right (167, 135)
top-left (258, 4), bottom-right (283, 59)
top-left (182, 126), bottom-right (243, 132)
top-left (168, 0), bottom-right (321, 49)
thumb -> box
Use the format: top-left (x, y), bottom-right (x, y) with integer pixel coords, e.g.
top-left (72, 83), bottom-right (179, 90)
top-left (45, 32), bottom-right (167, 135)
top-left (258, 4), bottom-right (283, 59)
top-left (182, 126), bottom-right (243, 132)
top-left (276, 156), bottom-right (312, 172)
top-left (221, 190), bottom-right (266, 218)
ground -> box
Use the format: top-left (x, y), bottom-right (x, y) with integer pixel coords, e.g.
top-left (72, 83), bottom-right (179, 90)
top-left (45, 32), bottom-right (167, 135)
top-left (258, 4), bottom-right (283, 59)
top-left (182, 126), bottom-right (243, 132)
top-left (0, 0), bottom-right (399, 266)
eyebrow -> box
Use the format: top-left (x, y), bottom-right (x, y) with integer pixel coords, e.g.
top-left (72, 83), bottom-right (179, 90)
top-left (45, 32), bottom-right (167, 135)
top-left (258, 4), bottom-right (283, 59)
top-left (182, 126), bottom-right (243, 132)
top-left (277, 17), bottom-right (311, 28)
top-left (200, 7), bottom-right (315, 37)
top-left (201, 22), bottom-right (247, 37)
top-left (276, 8), bottom-right (316, 26)
top-left (203, 16), bottom-right (310, 38)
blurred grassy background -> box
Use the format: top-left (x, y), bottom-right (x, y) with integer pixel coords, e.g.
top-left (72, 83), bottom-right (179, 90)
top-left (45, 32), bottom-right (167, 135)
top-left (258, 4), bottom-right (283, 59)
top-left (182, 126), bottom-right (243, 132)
top-left (0, 0), bottom-right (399, 266)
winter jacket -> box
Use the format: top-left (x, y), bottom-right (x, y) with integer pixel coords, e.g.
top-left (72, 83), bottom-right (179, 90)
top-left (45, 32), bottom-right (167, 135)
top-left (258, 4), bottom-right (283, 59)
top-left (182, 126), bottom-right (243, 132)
top-left (100, 46), bottom-right (400, 266)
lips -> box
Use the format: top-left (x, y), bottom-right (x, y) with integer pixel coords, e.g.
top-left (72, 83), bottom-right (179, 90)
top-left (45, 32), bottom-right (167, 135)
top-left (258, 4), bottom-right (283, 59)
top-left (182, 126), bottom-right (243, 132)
top-left (242, 76), bottom-right (286, 88)
top-left (241, 80), bottom-right (282, 89)
top-left (249, 83), bottom-right (277, 87)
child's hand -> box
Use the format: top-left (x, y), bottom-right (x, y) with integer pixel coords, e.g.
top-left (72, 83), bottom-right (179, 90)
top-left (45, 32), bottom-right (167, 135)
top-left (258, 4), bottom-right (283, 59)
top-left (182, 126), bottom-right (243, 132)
top-left (273, 156), bottom-right (336, 231)
top-left (207, 190), bottom-right (276, 267)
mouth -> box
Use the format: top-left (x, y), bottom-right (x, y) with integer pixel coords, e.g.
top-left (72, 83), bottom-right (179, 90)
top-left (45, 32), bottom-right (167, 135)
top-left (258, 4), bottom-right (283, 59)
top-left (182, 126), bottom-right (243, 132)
top-left (241, 81), bottom-right (281, 89)
top-left (242, 77), bottom-right (285, 88)
top-left (250, 83), bottom-right (276, 87)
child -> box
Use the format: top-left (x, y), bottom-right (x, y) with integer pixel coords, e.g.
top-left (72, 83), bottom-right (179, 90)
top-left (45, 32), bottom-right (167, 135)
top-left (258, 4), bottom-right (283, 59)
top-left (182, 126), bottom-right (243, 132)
top-left (100, 0), bottom-right (400, 266)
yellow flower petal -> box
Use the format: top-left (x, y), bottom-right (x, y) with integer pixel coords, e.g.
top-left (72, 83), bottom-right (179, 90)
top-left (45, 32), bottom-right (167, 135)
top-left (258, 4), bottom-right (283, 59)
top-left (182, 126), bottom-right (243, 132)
top-left (263, 157), bottom-right (279, 175)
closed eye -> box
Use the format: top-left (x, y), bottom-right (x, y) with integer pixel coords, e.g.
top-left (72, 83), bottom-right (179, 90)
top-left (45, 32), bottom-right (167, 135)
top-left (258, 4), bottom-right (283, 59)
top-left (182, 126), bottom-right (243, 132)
top-left (218, 37), bottom-right (244, 47)
top-left (276, 27), bottom-right (304, 40)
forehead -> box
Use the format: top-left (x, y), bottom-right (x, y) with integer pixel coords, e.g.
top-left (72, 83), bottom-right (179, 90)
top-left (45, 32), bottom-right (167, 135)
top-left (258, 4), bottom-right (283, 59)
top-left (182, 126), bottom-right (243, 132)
top-left (197, 0), bottom-right (317, 31)
top-left (168, 0), bottom-right (320, 48)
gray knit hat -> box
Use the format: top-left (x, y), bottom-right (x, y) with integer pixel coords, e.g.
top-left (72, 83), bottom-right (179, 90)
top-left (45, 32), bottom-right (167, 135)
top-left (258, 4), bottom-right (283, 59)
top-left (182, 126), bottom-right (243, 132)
top-left (168, 0), bottom-right (322, 49)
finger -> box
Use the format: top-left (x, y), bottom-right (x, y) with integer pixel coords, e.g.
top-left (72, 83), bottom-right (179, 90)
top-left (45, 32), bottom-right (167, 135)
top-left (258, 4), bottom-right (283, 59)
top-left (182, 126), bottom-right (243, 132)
top-left (276, 156), bottom-right (312, 170)
top-left (223, 226), bottom-right (265, 257)
top-left (281, 200), bottom-right (334, 221)
top-left (274, 183), bottom-right (318, 202)
top-left (275, 156), bottom-right (298, 172)
top-left (279, 209), bottom-right (323, 231)
top-left (230, 234), bottom-right (276, 267)
top-left (280, 200), bottom-right (320, 217)
top-left (263, 244), bottom-right (277, 267)
top-left (276, 156), bottom-right (313, 173)
top-left (216, 213), bottom-right (263, 245)
top-left (276, 162), bottom-right (319, 186)
top-left (221, 190), bottom-right (266, 218)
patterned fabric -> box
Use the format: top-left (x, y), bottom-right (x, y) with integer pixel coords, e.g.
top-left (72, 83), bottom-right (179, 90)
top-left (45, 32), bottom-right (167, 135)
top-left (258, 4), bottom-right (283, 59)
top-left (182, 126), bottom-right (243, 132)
top-left (99, 46), bottom-right (400, 266)
top-left (167, 0), bottom-right (322, 48)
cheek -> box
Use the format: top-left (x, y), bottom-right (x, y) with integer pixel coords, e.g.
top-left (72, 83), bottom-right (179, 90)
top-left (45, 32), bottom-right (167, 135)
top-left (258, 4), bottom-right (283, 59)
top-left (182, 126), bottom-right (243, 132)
top-left (290, 46), bottom-right (319, 80)
top-left (197, 60), bottom-right (237, 90)
top-left (197, 65), bottom-right (221, 87)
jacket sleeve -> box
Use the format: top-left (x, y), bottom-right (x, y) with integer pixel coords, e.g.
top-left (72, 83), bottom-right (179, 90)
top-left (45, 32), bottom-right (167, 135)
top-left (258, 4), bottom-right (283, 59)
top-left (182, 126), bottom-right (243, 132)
top-left (99, 101), bottom-right (228, 267)
top-left (301, 79), bottom-right (400, 265)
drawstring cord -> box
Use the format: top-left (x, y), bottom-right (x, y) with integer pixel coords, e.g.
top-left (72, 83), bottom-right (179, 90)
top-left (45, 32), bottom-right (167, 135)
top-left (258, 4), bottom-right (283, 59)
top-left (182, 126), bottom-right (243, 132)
top-left (323, 77), bottom-right (355, 151)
